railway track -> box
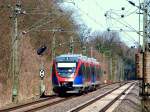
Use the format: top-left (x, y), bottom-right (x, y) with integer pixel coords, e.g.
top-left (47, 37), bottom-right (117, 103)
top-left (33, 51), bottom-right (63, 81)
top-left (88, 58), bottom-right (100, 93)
top-left (100, 82), bottom-right (135, 112)
top-left (0, 95), bottom-right (74, 112)
top-left (69, 82), bottom-right (135, 112)
top-left (0, 95), bottom-right (54, 112)
top-left (0, 82), bottom-right (126, 112)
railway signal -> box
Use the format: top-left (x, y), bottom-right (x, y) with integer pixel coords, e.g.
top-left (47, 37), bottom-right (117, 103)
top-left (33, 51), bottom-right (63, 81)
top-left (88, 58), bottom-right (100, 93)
top-left (39, 69), bottom-right (45, 97)
top-left (37, 45), bottom-right (47, 55)
top-left (37, 45), bottom-right (47, 97)
top-left (40, 69), bottom-right (45, 78)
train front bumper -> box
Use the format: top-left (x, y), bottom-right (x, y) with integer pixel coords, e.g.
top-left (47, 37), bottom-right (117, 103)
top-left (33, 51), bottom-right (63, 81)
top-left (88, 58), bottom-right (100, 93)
top-left (53, 82), bottom-right (83, 93)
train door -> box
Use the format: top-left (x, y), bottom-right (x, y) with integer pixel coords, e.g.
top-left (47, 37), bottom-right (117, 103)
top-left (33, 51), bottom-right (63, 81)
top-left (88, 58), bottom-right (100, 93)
top-left (91, 66), bottom-right (95, 83)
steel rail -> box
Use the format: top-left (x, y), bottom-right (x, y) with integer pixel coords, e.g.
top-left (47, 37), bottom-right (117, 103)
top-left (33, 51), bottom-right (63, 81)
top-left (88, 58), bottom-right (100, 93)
top-left (28, 82), bottom-right (124, 112)
top-left (0, 95), bottom-right (57, 112)
top-left (99, 83), bottom-right (135, 112)
top-left (0, 82), bottom-right (126, 112)
top-left (23, 96), bottom-right (76, 112)
top-left (25, 82), bottom-right (121, 112)
top-left (69, 82), bottom-right (134, 112)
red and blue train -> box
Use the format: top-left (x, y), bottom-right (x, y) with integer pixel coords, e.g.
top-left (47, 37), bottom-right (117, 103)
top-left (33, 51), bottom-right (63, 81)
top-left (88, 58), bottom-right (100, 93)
top-left (52, 54), bottom-right (102, 94)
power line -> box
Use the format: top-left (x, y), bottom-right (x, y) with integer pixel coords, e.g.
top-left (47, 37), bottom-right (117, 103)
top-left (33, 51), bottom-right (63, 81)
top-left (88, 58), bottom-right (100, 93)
top-left (122, 31), bottom-right (139, 43)
top-left (95, 0), bottom-right (105, 11)
top-left (106, 8), bottom-right (138, 19)
top-left (94, 0), bottom-right (112, 29)
top-left (22, 8), bottom-right (74, 34)
top-left (21, 1), bottom-right (81, 35)
top-left (72, 2), bottom-right (105, 28)
top-left (17, 0), bottom-right (70, 34)
top-left (110, 16), bottom-right (142, 36)
top-left (34, 29), bottom-right (80, 33)
top-left (124, 9), bottom-right (138, 17)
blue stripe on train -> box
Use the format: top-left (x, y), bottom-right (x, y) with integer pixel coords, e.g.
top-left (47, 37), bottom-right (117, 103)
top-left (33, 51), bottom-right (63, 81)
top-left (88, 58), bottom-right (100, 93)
top-left (73, 73), bottom-right (83, 84)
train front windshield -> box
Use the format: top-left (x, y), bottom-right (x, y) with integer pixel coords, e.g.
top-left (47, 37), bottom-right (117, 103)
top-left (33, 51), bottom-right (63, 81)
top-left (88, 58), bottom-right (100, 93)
top-left (57, 62), bottom-right (77, 77)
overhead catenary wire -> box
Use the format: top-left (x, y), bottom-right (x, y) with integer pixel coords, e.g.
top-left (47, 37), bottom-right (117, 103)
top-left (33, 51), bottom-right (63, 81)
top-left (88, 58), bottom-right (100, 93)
top-left (95, 0), bottom-right (105, 11)
top-left (78, 0), bottom-right (137, 45)
top-left (23, 14), bottom-right (66, 34)
top-left (22, 6), bottom-right (75, 34)
top-left (94, 0), bottom-right (134, 28)
top-left (106, 8), bottom-right (138, 19)
top-left (94, 0), bottom-right (114, 28)
top-left (121, 18), bottom-right (139, 32)
top-left (22, 0), bottom-right (94, 38)
top-left (104, 2), bottom-right (142, 45)
top-left (13, 0), bottom-right (141, 47)
top-left (112, 24), bottom-right (142, 45)
top-left (71, 2), bottom-right (105, 28)
top-left (19, 0), bottom-right (72, 34)
top-left (124, 9), bottom-right (138, 17)
top-left (110, 16), bottom-right (142, 37)
top-left (122, 31), bottom-right (139, 44)
top-left (24, 10), bottom-right (79, 35)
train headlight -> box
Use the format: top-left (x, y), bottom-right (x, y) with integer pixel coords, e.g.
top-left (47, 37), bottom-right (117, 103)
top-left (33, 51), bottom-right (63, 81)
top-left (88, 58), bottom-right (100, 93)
top-left (70, 73), bottom-right (74, 77)
top-left (68, 69), bottom-right (72, 72)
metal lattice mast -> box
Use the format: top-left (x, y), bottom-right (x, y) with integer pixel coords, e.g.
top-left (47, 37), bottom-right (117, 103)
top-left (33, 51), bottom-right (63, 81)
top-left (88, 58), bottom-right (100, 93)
top-left (142, 0), bottom-right (150, 96)
top-left (11, 0), bottom-right (21, 102)
top-left (143, 0), bottom-right (150, 51)
top-left (70, 36), bottom-right (74, 54)
top-left (52, 32), bottom-right (56, 60)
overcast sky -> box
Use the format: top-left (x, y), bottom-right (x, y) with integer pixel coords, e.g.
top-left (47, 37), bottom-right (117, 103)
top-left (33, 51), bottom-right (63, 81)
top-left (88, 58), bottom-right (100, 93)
top-left (60, 0), bottom-right (143, 47)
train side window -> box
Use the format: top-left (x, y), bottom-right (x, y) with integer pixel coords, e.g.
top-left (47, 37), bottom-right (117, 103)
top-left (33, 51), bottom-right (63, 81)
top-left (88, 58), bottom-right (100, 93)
top-left (85, 65), bottom-right (89, 79)
top-left (94, 67), bottom-right (96, 75)
top-left (83, 64), bottom-right (86, 78)
top-left (88, 66), bottom-right (90, 79)
top-left (88, 65), bottom-right (91, 79)
top-left (97, 67), bottom-right (99, 77)
top-left (88, 66), bottom-right (90, 78)
top-left (99, 68), bottom-right (101, 78)
top-left (94, 66), bottom-right (97, 76)
top-left (100, 68), bottom-right (102, 76)
top-left (92, 66), bottom-right (94, 75)
top-left (90, 65), bottom-right (93, 76)
top-left (90, 66), bottom-right (91, 78)
top-left (85, 65), bottom-right (87, 79)
top-left (95, 67), bottom-right (97, 77)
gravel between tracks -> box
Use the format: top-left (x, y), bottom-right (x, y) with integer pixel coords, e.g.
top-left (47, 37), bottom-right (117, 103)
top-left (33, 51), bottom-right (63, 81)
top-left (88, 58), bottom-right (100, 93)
top-left (38, 83), bottom-right (121, 112)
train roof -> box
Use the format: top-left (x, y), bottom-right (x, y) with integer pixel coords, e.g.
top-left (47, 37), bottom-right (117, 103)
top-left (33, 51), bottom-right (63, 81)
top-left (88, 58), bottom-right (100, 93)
top-left (55, 54), bottom-right (99, 64)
